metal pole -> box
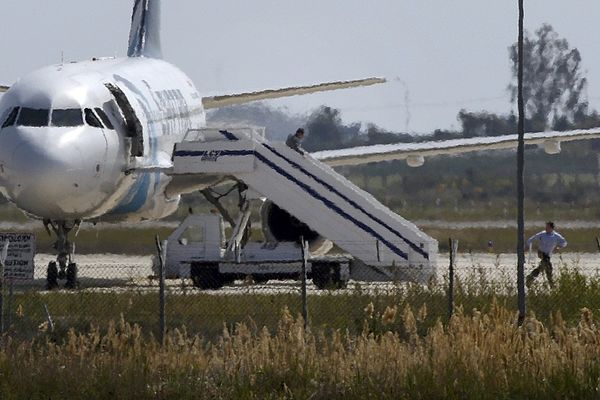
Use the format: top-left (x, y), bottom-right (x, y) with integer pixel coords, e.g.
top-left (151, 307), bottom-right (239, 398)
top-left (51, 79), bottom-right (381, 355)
top-left (155, 235), bottom-right (166, 345)
top-left (448, 238), bottom-right (455, 318)
top-left (516, 0), bottom-right (526, 326)
top-left (6, 279), bottom-right (13, 331)
top-left (300, 236), bottom-right (308, 330)
top-left (43, 304), bottom-right (55, 332)
top-left (0, 255), bottom-right (4, 336)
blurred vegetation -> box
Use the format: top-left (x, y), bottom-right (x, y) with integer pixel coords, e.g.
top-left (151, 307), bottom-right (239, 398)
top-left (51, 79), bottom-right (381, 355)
top-left (3, 265), bottom-right (600, 341)
top-left (4, 268), bottom-right (600, 397)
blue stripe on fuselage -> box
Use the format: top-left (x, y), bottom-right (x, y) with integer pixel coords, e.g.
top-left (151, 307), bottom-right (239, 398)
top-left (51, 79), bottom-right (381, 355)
top-left (109, 172), bottom-right (152, 214)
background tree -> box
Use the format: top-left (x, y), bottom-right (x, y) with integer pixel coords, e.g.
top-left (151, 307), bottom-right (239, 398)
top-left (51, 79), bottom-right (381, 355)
top-left (458, 110), bottom-right (517, 137)
top-left (509, 24), bottom-right (589, 131)
top-left (303, 106), bottom-right (363, 151)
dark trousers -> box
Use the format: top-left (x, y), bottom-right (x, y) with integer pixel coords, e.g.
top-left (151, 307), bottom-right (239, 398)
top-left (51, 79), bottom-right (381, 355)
top-left (526, 251), bottom-right (554, 287)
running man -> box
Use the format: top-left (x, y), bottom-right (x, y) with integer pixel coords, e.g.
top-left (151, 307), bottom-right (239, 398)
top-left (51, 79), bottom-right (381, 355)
top-left (525, 221), bottom-right (567, 288)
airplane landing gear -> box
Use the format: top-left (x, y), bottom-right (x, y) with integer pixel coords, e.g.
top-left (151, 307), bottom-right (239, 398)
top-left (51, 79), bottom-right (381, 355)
top-left (44, 220), bottom-right (80, 290)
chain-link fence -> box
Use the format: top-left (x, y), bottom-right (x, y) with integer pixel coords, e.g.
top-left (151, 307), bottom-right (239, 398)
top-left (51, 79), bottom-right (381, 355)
top-left (1, 247), bottom-right (599, 341)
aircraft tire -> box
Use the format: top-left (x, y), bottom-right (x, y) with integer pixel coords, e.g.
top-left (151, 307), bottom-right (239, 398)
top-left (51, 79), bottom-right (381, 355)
top-left (46, 261), bottom-right (59, 290)
top-left (65, 263), bottom-right (78, 289)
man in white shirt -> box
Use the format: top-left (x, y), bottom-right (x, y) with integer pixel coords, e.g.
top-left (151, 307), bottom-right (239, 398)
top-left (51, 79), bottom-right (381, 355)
top-left (525, 221), bottom-right (567, 288)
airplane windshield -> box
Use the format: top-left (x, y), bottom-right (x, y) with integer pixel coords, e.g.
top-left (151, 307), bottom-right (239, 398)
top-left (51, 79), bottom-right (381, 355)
top-left (94, 108), bottom-right (114, 130)
top-left (84, 109), bottom-right (103, 128)
top-left (17, 108), bottom-right (50, 127)
top-left (1, 107), bottom-right (19, 128)
top-left (51, 109), bottom-right (84, 127)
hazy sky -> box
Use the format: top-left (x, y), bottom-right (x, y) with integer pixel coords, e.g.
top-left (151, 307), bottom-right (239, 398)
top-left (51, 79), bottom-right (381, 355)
top-left (1, 1), bottom-right (599, 134)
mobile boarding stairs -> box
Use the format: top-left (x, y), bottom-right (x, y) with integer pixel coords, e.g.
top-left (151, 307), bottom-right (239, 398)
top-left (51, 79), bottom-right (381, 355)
top-left (168, 127), bottom-right (438, 283)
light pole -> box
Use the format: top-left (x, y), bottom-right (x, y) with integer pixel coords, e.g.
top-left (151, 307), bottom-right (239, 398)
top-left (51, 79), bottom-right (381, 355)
top-left (516, 0), bottom-right (526, 325)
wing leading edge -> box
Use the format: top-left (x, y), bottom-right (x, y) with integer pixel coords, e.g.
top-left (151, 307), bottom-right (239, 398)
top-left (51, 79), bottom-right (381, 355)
top-left (312, 128), bottom-right (600, 167)
top-left (202, 77), bottom-right (385, 110)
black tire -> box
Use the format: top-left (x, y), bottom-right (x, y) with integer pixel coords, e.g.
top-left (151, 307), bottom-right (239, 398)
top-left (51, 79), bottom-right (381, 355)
top-left (58, 256), bottom-right (68, 280)
top-left (46, 261), bottom-right (59, 290)
top-left (191, 263), bottom-right (224, 290)
top-left (65, 263), bottom-right (78, 289)
top-left (312, 263), bottom-right (347, 290)
top-left (253, 275), bottom-right (269, 284)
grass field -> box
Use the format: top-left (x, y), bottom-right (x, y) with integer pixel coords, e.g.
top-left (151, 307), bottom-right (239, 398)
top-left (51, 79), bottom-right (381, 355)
top-left (9, 224), bottom-right (600, 255)
top-left (2, 295), bottom-right (600, 397)
top-left (0, 259), bottom-right (598, 397)
top-left (429, 227), bottom-right (600, 253)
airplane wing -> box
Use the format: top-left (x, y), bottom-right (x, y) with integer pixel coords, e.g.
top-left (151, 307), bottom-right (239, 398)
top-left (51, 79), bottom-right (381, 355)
top-left (202, 77), bottom-right (385, 109)
top-left (311, 128), bottom-right (600, 167)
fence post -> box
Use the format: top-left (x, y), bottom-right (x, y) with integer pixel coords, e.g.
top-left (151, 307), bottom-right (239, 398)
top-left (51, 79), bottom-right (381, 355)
top-left (6, 279), bottom-right (13, 332)
top-left (155, 235), bottom-right (166, 345)
top-left (43, 304), bottom-right (55, 333)
top-left (448, 238), bottom-right (458, 319)
top-left (0, 240), bottom-right (8, 336)
top-left (0, 253), bottom-right (3, 336)
top-left (300, 236), bottom-right (308, 331)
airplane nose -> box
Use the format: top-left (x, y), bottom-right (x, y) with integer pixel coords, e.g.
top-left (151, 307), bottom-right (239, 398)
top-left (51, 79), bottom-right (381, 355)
top-left (0, 127), bottom-right (108, 218)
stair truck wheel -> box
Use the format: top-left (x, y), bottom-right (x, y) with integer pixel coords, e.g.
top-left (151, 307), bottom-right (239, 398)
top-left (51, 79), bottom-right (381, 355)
top-left (252, 275), bottom-right (269, 284)
top-left (312, 262), bottom-right (347, 290)
top-left (190, 263), bottom-right (225, 290)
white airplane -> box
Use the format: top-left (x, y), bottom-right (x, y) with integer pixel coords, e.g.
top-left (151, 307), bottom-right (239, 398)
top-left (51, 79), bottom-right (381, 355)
top-left (0, 0), bottom-right (598, 288)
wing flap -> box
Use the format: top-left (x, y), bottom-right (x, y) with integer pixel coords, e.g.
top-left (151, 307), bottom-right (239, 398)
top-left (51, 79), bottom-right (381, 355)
top-left (312, 128), bottom-right (600, 167)
top-left (202, 77), bottom-right (385, 109)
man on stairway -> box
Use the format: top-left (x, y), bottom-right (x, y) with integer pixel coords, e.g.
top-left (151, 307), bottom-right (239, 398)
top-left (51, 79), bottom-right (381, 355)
top-left (286, 128), bottom-right (306, 155)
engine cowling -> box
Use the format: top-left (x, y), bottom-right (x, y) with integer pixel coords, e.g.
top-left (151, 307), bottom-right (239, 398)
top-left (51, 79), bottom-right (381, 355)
top-left (260, 201), bottom-right (332, 255)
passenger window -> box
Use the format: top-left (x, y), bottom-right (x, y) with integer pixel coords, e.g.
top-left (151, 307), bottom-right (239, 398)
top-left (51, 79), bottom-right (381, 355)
top-left (1, 107), bottom-right (19, 128)
top-left (84, 109), bottom-right (103, 128)
top-left (94, 108), bottom-right (114, 130)
top-left (18, 108), bottom-right (49, 127)
top-left (51, 109), bottom-right (83, 127)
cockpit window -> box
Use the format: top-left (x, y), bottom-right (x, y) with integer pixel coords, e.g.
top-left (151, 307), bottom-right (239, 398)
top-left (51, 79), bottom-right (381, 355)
top-left (94, 108), bottom-right (114, 130)
top-left (1, 107), bottom-right (19, 128)
top-left (51, 109), bottom-right (83, 127)
top-left (17, 108), bottom-right (50, 127)
top-left (84, 108), bottom-right (103, 128)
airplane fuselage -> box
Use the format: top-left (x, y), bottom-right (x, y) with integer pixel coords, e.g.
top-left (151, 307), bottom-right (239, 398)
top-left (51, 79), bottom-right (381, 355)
top-left (0, 57), bottom-right (206, 222)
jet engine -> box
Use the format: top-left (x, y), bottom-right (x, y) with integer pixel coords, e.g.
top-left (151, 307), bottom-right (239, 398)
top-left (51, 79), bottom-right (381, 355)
top-left (260, 201), bottom-right (332, 255)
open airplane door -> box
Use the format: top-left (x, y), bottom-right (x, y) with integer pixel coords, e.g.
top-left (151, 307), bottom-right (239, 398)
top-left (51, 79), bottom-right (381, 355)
top-left (104, 83), bottom-right (145, 157)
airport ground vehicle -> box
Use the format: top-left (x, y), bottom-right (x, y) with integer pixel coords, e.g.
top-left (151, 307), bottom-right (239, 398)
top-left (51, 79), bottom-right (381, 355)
top-left (151, 126), bottom-right (438, 290)
top-left (155, 213), bottom-right (350, 289)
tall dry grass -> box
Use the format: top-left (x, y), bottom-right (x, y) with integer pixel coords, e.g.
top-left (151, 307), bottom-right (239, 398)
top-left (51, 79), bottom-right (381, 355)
top-left (2, 303), bottom-right (600, 399)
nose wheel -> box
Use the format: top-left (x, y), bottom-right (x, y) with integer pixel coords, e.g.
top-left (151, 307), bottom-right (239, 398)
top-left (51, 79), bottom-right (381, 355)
top-left (44, 220), bottom-right (80, 290)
